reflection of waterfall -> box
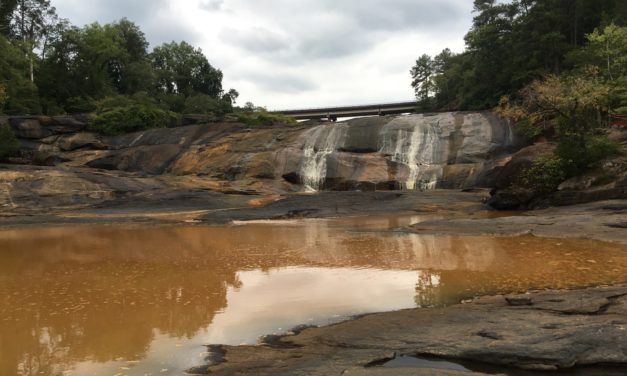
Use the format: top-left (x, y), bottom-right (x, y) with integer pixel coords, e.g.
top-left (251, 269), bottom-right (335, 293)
top-left (415, 271), bottom-right (442, 307)
top-left (382, 120), bottom-right (440, 190)
top-left (299, 125), bottom-right (345, 191)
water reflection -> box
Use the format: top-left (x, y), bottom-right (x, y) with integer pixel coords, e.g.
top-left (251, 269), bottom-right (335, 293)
top-left (0, 218), bottom-right (625, 375)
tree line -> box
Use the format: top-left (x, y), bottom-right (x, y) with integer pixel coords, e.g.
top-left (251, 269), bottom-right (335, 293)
top-left (0, 0), bottom-right (238, 118)
top-left (411, 0), bottom-right (626, 196)
top-left (411, 0), bottom-right (626, 112)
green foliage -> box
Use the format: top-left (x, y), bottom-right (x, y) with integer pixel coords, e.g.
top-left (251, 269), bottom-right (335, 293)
top-left (151, 41), bottom-right (223, 97)
top-left (498, 71), bottom-right (617, 176)
top-left (412, 0), bottom-right (626, 111)
top-left (0, 124), bottom-right (20, 159)
top-left (65, 96), bottom-right (97, 113)
top-left (520, 155), bottom-right (568, 195)
top-left (230, 111), bottom-right (296, 127)
top-left (0, 84), bottom-right (7, 110)
top-left (37, 19), bottom-right (153, 111)
top-left (555, 134), bottom-right (620, 175)
top-left (0, 34), bottom-right (41, 114)
top-left (90, 104), bottom-right (177, 135)
top-left (183, 94), bottom-right (232, 116)
top-left (2, 2), bottom-right (238, 117)
top-left (0, 0), bottom-right (17, 36)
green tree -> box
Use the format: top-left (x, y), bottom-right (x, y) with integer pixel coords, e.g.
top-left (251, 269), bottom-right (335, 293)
top-left (223, 88), bottom-right (239, 105)
top-left (0, 84), bottom-right (7, 109)
top-left (0, 0), bottom-right (17, 36)
top-left (151, 41), bottom-right (223, 97)
top-left (497, 71), bottom-right (615, 174)
top-left (0, 124), bottom-right (20, 159)
top-left (37, 19), bottom-right (153, 112)
top-left (581, 24), bottom-right (627, 114)
top-left (411, 0), bottom-right (626, 112)
top-left (183, 94), bottom-right (231, 115)
top-left (9, 0), bottom-right (59, 82)
top-left (0, 34), bottom-right (40, 114)
top-left (410, 54), bottom-right (435, 108)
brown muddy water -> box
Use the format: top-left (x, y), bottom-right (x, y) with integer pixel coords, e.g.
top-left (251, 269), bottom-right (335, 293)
top-left (1, 214), bottom-right (626, 376)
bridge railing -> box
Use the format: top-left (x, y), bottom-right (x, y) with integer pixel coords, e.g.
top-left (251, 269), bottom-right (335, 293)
top-left (271, 100), bottom-right (418, 115)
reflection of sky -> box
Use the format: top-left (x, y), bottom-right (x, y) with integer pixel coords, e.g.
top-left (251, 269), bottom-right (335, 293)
top-left (1, 217), bottom-right (626, 376)
top-left (206, 267), bottom-right (419, 345)
top-left (66, 267), bottom-right (421, 375)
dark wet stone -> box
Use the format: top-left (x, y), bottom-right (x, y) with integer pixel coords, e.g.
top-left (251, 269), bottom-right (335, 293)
top-left (504, 296), bottom-right (532, 306)
top-left (199, 285), bottom-right (627, 375)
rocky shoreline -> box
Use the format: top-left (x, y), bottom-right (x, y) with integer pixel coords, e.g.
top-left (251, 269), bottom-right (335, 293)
top-left (2, 186), bottom-right (623, 375)
top-left (1, 114), bottom-right (626, 375)
top-left (190, 284), bottom-right (627, 375)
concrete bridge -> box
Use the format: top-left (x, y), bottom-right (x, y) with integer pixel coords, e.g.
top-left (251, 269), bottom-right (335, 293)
top-left (274, 101), bottom-right (418, 121)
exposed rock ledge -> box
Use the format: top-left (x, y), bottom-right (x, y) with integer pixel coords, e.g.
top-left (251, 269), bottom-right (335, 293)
top-left (408, 199), bottom-right (627, 245)
top-left (192, 285), bottom-right (627, 375)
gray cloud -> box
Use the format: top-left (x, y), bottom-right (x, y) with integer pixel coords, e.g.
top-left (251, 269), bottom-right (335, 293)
top-left (219, 27), bottom-right (289, 53)
top-left (327, 0), bottom-right (467, 31)
top-left (224, 0), bottom-right (469, 61)
top-left (50, 0), bottom-right (473, 108)
top-left (199, 0), bottom-right (224, 11)
top-left (51, 0), bottom-right (201, 46)
top-left (245, 71), bottom-right (318, 94)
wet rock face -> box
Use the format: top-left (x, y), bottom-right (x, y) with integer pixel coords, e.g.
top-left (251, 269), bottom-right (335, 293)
top-left (5, 112), bottom-right (523, 192)
top-left (282, 112), bottom-right (521, 191)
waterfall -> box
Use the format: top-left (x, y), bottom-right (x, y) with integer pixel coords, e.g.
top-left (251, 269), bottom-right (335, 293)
top-left (299, 125), bottom-right (345, 191)
top-left (382, 120), bottom-right (440, 190)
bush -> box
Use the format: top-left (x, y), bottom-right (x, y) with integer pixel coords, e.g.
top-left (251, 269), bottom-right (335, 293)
top-left (90, 104), bottom-right (178, 135)
top-left (155, 93), bottom-right (186, 113)
top-left (0, 125), bottom-right (20, 159)
top-left (183, 94), bottom-right (232, 116)
top-left (95, 95), bottom-right (133, 113)
top-left (65, 96), bottom-right (97, 113)
top-left (4, 83), bottom-right (42, 115)
top-left (555, 134), bottom-right (620, 175)
top-left (230, 111), bottom-right (296, 127)
top-left (0, 84), bottom-right (7, 112)
top-left (520, 155), bottom-right (568, 195)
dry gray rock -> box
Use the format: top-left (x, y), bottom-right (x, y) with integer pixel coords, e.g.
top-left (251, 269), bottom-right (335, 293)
top-left (199, 285), bottom-right (627, 375)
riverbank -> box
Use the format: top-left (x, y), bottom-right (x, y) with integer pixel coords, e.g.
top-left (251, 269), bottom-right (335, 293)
top-left (1, 186), bottom-right (626, 375)
top-left (192, 284), bottom-right (627, 375)
top-left (1, 180), bottom-right (624, 247)
top-left (1, 114), bottom-right (626, 375)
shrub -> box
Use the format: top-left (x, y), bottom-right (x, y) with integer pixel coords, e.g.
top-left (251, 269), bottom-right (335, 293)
top-left (4, 83), bottom-right (42, 115)
top-left (95, 95), bottom-right (133, 113)
top-left (90, 104), bottom-right (177, 135)
top-left (230, 111), bottom-right (296, 127)
top-left (520, 155), bottom-right (568, 195)
top-left (555, 134), bottom-right (620, 176)
top-left (65, 96), bottom-right (97, 113)
top-left (183, 94), bottom-right (232, 116)
top-left (0, 125), bottom-right (20, 159)
top-left (0, 84), bottom-right (7, 112)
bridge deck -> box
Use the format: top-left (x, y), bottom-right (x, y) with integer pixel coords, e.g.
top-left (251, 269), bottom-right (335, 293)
top-left (273, 101), bottom-right (418, 120)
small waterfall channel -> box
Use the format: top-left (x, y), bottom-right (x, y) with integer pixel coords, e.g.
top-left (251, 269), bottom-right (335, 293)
top-left (381, 119), bottom-right (441, 190)
top-left (299, 124), bottom-right (346, 191)
top-left (297, 117), bottom-right (443, 192)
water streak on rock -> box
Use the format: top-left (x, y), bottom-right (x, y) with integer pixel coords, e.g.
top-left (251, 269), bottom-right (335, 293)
top-left (299, 124), bottom-right (346, 191)
top-left (381, 117), bottom-right (442, 190)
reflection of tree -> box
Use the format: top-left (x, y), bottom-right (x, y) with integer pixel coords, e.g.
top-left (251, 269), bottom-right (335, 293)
top-left (0, 225), bottom-right (625, 375)
top-left (0, 226), bottom-right (302, 375)
top-left (414, 271), bottom-right (442, 307)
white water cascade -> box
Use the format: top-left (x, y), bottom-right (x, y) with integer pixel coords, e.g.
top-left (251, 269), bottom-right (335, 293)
top-left (299, 124), bottom-right (346, 191)
top-left (382, 120), bottom-right (441, 190)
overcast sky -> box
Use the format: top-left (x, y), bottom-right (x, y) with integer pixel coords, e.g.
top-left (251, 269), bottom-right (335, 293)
top-left (50, 0), bottom-right (474, 110)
